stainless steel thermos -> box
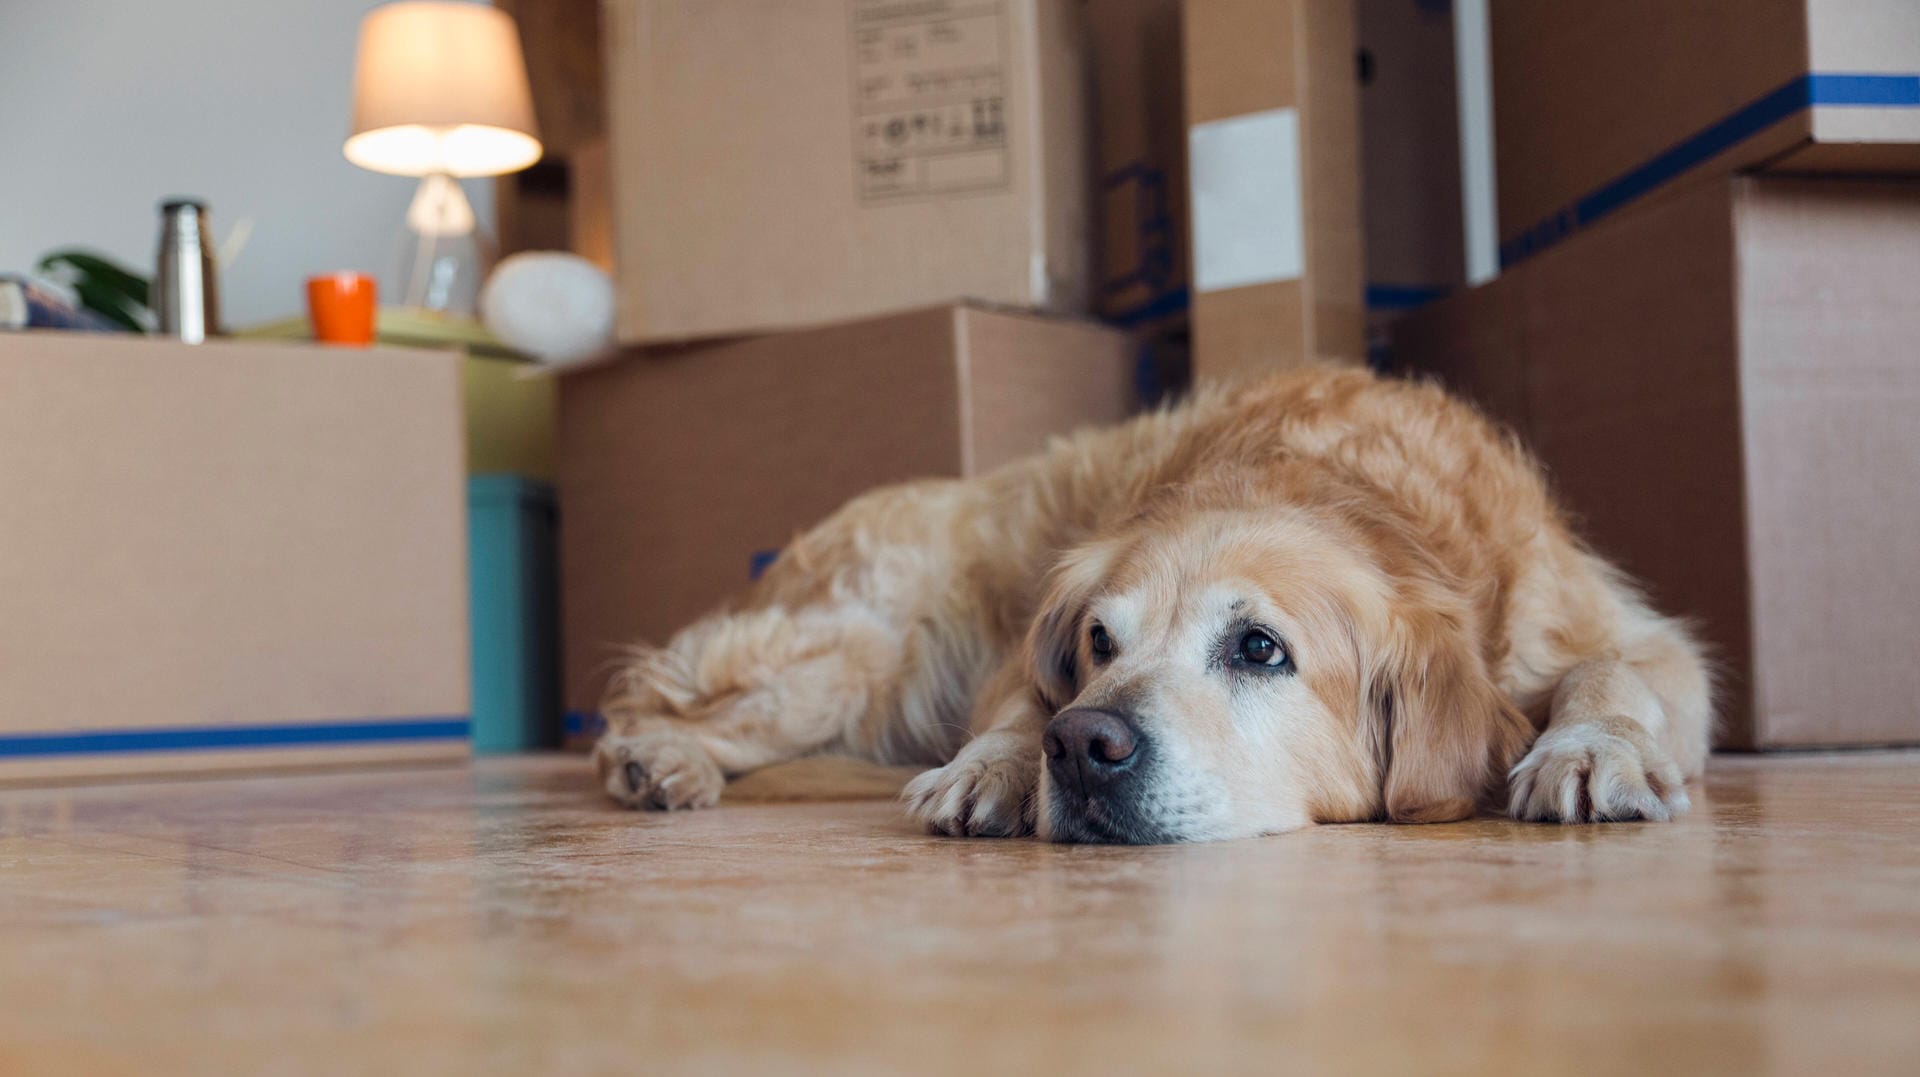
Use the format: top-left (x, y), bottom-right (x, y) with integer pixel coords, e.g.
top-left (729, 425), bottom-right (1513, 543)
top-left (154, 198), bottom-right (221, 342)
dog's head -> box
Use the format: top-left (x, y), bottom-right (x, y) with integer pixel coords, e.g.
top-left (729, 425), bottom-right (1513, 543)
top-left (1026, 504), bottom-right (1530, 843)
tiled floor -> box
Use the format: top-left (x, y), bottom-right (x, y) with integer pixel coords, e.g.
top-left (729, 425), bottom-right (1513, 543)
top-left (2, 753), bottom-right (1918, 1074)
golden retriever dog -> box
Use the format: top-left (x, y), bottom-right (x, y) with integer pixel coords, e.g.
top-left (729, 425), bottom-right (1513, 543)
top-left (592, 366), bottom-right (1711, 843)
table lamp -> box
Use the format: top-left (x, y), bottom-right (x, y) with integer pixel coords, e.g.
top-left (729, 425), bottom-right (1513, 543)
top-left (344, 0), bottom-right (542, 314)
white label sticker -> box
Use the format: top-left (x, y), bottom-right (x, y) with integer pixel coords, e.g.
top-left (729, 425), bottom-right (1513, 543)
top-left (850, 0), bottom-right (1011, 203)
top-left (1189, 108), bottom-right (1304, 292)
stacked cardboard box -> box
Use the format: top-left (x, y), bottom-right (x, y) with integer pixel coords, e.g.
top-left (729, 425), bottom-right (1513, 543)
top-left (558, 304), bottom-right (1137, 739)
top-left (1182, 0), bottom-right (1365, 382)
top-left (1088, 0), bottom-right (1187, 331)
top-left (562, 1), bottom-right (1167, 742)
top-left (1356, 0), bottom-right (1462, 355)
top-left (1394, 3), bottom-right (1920, 748)
top-left (1490, 0), bottom-right (1920, 267)
top-left (604, 0), bottom-right (1091, 344)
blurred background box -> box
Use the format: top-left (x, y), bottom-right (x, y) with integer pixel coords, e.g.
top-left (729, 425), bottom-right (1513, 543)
top-left (1393, 177), bottom-right (1920, 750)
top-left (1183, 0), bottom-right (1364, 383)
top-left (468, 475), bottom-right (559, 754)
top-left (1088, 0), bottom-right (1189, 330)
top-left (1356, 0), bottom-right (1463, 355)
top-left (604, 0), bottom-right (1091, 344)
top-left (1492, 0), bottom-right (1920, 266)
top-left (0, 335), bottom-right (470, 781)
top-left (238, 310), bottom-right (558, 478)
top-left (556, 303), bottom-right (1137, 745)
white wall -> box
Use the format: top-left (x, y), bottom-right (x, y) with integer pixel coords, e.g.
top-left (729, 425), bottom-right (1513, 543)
top-left (0, 0), bottom-right (494, 327)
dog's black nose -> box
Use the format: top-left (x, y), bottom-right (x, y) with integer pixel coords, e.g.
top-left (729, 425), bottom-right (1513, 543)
top-left (1044, 708), bottom-right (1141, 794)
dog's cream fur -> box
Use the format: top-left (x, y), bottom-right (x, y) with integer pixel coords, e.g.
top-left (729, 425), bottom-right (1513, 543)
top-left (592, 366), bottom-right (1711, 843)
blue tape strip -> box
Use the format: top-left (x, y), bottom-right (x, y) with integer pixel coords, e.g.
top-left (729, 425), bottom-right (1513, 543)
top-left (563, 711), bottom-right (606, 739)
top-left (1501, 73), bottom-right (1920, 268)
top-left (0, 717), bottom-right (470, 759)
top-left (1099, 157), bottom-right (1182, 325)
top-left (1366, 283), bottom-right (1449, 311)
top-left (1108, 286), bottom-right (1191, 328)
top-left (1811, 71), bottom-right (1920, 107)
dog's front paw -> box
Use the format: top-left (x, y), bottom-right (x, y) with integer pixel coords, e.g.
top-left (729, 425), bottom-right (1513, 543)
top-left (903, 733), bottom-right (1039, 838)
top-left (1507, 716), bottom-right (1689, 824)
top-left (594, 729), bottom-right (724, 811)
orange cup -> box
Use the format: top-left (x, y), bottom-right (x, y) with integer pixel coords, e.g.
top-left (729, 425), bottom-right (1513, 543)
top-left (306, 272), bottom-right (378, 345)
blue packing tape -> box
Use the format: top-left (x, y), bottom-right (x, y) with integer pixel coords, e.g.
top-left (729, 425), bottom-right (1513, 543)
top-left (0, 717), bottom-right (470, 758)
top-left (1500, 73), bottom-right (1920, 268)
top-left (563, 711), bottom-right (606, 739)
top-left (1366, 283), bottom-right (1449, 312)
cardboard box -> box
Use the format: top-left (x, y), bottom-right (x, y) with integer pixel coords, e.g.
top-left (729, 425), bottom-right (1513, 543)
top-left (1493, 0), bottom-right (1920, 267)
top-left (557, 302), bottom-right (1136, 743)
top-left (1183, 0), bottom-right (1365, 382)
top-left (568, 135), bottom-right (613, 272)
top-left (1357, 0), bottom-right (1462, 346)
top-left (604, 0), bottom-right (1091, 344)
top-left (1088, 0), bottom-right (1188, 328)
top-left (1392, 177), bottom-right (1920, 749)
top-left (0, 335), bottom-right (470, 781)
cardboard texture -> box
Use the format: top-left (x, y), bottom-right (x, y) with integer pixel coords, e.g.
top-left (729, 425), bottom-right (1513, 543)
top-left (604, 0), bottom-right (1091, 344)
top-left (0, 334), bottom-right (470, 781)
top-left (1357, 0), bottom-right (1462, 341)
top-left (1392, 177), bottom-right (1920, 749)
top-left (1492, 0), bottom-right (1920, 266)
top-left (568, 136), bottom-right (613, 272)
top-left (1183, 0), bottom-right (1364, 383)
top-left (557, 303), bottom-right (1136, 743)
top-left (1088, 0), bottom-right (1188, 327)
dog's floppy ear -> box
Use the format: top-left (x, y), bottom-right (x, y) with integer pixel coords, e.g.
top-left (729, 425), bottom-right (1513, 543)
top-left (1023, 540), bottom-right (1119, 713)
top-left (1364, 582), bottom-right (1533, 823)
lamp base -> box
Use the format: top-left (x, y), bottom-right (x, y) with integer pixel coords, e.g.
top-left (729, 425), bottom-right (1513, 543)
top-left (392, 173), bottom-right (493, 314)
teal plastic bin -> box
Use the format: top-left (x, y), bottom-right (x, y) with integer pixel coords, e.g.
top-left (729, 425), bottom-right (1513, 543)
top-left (468, 475), bottom-right (560, 753)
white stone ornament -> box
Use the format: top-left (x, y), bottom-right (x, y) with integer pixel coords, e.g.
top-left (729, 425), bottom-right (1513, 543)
top-left (479, 251), bottom-right (617, 365)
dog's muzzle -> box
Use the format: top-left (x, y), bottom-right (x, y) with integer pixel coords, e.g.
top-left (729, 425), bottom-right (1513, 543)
top-left (1042, 708), bottom-right (1174, 843)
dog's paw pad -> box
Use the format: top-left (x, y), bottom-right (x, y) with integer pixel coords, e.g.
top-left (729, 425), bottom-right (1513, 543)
top-left (1507, 718), bottom-right (1689, 824)
top-left (903, 740), bottom-right (1038, 838)
top-left (595, 732), bottom-right (724, 811)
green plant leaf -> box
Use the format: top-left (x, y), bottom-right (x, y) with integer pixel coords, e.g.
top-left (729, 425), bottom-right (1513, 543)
top-left (38, 249), bottom-right (151, 308)
top-left (67, 279), bottom-right (147, 332)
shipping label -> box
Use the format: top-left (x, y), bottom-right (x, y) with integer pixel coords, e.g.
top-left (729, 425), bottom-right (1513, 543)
top-left (850, 0), bottom-right (1011, 202)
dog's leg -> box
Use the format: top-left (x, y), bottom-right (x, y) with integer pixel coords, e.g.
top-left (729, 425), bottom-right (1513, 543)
top-left (594, 603), bottom-right (906, 810)
top-left (1507, 622), bottom-right (1711, 823)
top-left (901, 655), bottom-right (1048, 837)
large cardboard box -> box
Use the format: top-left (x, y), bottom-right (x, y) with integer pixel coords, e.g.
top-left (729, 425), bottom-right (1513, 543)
top-left (0, 335), bottom-right (470, 781)
top-left (1357, 0), bottom-right (1462, 345)
top-left (557, 302), bottom-right (1135, 743)
top-left (605, 0), bottom-right (1091, 344)
top-left (1183, 0), bottom-right (1364, 382)
top-left (1493, 0), bottom-right (1920, 267)
top-left (1393, 177), bottom-right (1920, 749)
top-left (1088, 0), bottom-right (1188, 329)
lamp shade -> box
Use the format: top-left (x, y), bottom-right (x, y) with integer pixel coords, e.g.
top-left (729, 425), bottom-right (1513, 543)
top-left (345, 1), bottom-right (542, 177)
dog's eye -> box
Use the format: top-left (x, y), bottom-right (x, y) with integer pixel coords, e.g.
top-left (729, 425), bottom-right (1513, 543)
top-left (1237, 629), bottom-right (1291, 670)
top-left (1089, 623), bottom-right (1115, 662)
